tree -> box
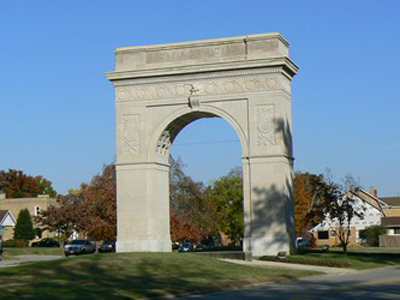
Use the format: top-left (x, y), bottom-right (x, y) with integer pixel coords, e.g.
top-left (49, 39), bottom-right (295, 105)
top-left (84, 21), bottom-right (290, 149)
top-left (78, 164), bottom-right (117, 241)
top-left (364, 225), bottom-right (387, 246)
top-left (0, 169), bottom-right (57, 198)
top-left (14, 208), bottom-right (36, 241)
top-left (204, 167), bottom-right (244, 245)
top-left (294, 172), bottom-right (326, 237)
top-left (314, 177), bottom-right (365, 253)
top-left (170, 210), bottom-right (208, 244)
top-left (169, 157), bottom-right (214, 243)
top-left (35, 194), bottom-right (83, 254)
top-left (35, 175), bottom-right (57, 197)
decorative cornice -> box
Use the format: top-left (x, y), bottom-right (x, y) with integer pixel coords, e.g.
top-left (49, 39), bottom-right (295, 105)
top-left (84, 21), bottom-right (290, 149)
top-left (106, 57), bottom-right (298, 82)
top-left (112, 67), bottom-right (283, 87)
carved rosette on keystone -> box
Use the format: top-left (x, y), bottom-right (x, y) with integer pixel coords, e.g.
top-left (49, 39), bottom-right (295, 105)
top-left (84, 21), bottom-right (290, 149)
top-left (107, 33), bottom-right (299, 257)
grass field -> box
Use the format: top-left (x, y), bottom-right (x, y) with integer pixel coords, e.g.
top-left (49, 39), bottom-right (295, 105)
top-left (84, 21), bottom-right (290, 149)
top-left (0, 252), bottom-right (319, 299)
top-left (260, 248), bottom-right (400, 270)
top-left (2, 247), bottom-right (62, 260)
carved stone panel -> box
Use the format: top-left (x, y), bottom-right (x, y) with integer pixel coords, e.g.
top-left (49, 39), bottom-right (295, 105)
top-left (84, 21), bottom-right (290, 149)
top-left (256, 105), bottom-right (276, 146)
top-left (122, 115), bottom-right (140, 154)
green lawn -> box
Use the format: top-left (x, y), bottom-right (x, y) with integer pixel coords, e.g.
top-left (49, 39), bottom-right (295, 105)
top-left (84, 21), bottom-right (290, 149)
top-left (330, 246), bottom-right (400, 254)
top-left (260, 248), bottom-right (400, 270)
top-left (0, 252), bottom-right (319, 299)
top-left (2, 247), bottom-right (62, 260)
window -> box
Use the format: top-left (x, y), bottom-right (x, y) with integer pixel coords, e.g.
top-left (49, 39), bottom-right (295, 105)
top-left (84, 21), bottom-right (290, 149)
top-left (318, 231), bottom-right (329, 240)
top-left (35, 206), bottom-right (40, 216)
top-left (394, 228), bottom-right (400, 235)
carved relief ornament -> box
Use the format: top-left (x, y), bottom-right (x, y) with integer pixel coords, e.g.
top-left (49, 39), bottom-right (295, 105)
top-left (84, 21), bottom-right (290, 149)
top-left (115, 73), bottom-right (290, 102)
top-left (256, 105), bottom-right (276, 146)
top-left (122, 115), bottom-right (140, 154)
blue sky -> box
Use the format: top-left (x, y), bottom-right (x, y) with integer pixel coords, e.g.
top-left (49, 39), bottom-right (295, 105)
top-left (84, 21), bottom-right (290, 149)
top-left (0, 1), bottom-right (399, 196)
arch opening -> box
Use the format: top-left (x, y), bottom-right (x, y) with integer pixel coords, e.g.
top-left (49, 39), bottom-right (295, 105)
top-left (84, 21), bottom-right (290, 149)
top-left (168, 116), bottom-right (245, 251)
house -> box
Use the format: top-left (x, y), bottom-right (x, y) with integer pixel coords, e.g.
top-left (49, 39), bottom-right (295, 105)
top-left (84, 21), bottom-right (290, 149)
top-left (310, 187), bottom-right (385, 247)
top-left (357, 188), bottom-right (400, 236)
top-left (0, 210), bottom-right (16, 240)
top-left (0, 192), bottom-right (57, 241)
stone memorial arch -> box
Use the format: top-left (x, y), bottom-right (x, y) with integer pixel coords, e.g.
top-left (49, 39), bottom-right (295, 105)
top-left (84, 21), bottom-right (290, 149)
top-left (107, 33), bottom-right (298, 256)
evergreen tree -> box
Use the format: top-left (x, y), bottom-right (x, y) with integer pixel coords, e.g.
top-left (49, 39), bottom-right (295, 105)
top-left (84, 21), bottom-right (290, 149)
top-left (14, 208), bottom-right (35, 241)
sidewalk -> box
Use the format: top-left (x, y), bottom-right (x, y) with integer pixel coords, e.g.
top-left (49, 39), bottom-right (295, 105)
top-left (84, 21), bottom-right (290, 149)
top-left (221, 258), bottom-right (359, 276)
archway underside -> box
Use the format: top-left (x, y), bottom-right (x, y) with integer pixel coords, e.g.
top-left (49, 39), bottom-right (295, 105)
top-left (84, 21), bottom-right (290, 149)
top-left (156, 112), bottom-right (217, 156)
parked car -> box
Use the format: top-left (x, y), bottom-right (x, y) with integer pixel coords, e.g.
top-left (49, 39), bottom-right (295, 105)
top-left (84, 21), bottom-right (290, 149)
top-left (31, 238), bottom-right (60, 248)
top-left (64, 239), bottom-right (96, 256)
top-left (296, 237), bottom-right (310, 248)
top-left (178, 241), bottom-right (194, 252)
top-left (98, 240), bottom-right (116, 253)
top-left (195, 244), bottom-right (208, 251)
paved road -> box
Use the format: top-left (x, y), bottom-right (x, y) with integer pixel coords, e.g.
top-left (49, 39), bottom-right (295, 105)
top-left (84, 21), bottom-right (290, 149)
top-left (183, 265), bottom-right (400, 299)
top-left (0, 255), bottom-right (62, 267)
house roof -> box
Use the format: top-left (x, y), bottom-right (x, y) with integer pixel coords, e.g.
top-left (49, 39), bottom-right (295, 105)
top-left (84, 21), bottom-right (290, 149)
top-left (0, 210), bottom-right (8, 223)
top-left (0, 209), bottom-right (16, 225)
top-left (350, 189), bottom-right (389, 212)
top-left (380, 197), bottom-right (400, 207)
top-left (381, 216), bottom-right (400, 227)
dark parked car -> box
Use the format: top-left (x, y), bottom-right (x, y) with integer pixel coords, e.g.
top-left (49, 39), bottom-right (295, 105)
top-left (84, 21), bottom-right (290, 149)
top-left (98, 240), bottom-right (116, 253)
top-left (64, 239), bottom-right (96, 256)
top-left (31, 238), bottom-right (60, 248)
top-left (296, 237), bottom-right (310, 248)
top-left (178, 241), bottom-right (194, 252)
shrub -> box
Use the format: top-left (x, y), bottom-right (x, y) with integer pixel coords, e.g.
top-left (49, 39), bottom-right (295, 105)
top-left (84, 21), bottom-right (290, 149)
top-left (2, 239), bottom-right (29, 247)
top-left (365, 225), bottom-right (387, 247)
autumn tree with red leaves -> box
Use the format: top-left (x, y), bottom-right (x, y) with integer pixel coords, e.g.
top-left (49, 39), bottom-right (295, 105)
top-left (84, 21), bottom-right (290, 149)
top-left (79, 164), bottom-right (117, 241)
top-left (294, 172), bottom-right (327, 237)
top-left (36, 194), bottom-right (83, 255)
top-left (169, 157), bottom-right (217, 244)
top-left (37, 164), bottom-right (116, 250)
top-left (0, 169), bottom-right (57, 198)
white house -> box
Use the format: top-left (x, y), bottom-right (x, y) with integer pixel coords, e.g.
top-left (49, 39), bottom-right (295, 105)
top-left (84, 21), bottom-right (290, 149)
top-left (310, 189), bottom-right (385, 247)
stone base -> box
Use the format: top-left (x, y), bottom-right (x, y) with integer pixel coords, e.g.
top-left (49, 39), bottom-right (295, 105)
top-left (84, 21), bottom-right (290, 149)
top-left (251, 236), bottom-right (292, 257)
top-left (116, 239), bottom-right (172, 253)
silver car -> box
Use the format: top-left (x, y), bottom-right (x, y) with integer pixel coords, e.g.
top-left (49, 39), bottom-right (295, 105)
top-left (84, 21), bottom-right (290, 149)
top-left (64, 239), bottom-right (96, 257)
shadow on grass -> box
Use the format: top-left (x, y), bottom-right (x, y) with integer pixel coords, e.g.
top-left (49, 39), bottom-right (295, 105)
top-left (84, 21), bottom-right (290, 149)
top-left (0, 253), bottom-right (305, 299)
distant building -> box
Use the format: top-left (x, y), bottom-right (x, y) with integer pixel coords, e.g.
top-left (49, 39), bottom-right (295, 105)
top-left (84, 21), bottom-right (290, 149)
top-left (355, 188), bottom-right (400, 236)
top-left (310, 188), bottom-right (384, 247)
top-left (0, 192), bottom-right (57, 241)
top-left (311, 187), bottom-right (400, 247)
top-left (0, 209), bottom-right (16, 240)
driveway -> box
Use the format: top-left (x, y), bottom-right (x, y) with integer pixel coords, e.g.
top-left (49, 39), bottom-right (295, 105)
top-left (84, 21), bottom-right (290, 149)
top-left (0, 255), bottom-right (62, 267)
top-left (182, 264), bottom-right (400, 299)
